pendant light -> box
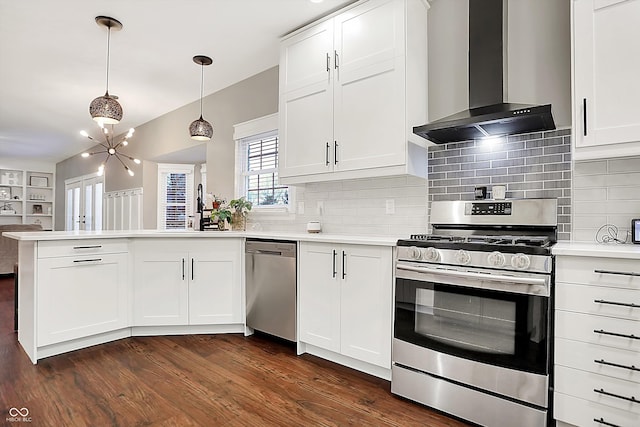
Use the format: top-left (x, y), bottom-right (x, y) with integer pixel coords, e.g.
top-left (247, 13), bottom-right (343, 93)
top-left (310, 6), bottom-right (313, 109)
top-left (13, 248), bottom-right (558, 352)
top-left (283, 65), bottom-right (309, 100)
top-left (189, 55), bottom-right (214, 141)
top-left (89, 16), bottom-right (123, 124)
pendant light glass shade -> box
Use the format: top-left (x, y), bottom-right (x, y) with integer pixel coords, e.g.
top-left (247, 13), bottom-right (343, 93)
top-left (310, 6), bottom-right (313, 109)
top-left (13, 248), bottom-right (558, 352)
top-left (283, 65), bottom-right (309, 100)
top-left (190, 55), bottom-right (213, 141)
top-left (90, 16), bottom-right (123, 124)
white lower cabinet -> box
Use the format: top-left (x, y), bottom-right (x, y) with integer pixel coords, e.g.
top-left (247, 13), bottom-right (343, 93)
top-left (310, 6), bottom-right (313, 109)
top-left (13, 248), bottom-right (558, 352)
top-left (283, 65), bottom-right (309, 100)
top-left (132, 238), bottom-right (242, 326)
top-left (299, 241), bottom-right (392, 369)
top-left (37, 243), bottom-right (128, 347)
top-left (554, 252), bottom-right (640, 427)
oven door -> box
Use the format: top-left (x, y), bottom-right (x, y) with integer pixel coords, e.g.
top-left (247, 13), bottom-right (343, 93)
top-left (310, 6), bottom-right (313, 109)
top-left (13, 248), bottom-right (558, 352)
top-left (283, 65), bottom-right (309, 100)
top-left (394, 262), bottom-right (550, 375)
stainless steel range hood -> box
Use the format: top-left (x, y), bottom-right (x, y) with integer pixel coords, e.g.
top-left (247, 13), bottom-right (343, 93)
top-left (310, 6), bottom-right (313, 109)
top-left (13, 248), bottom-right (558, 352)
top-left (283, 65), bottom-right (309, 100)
top-left (413, 0), bottom-right (555, 144)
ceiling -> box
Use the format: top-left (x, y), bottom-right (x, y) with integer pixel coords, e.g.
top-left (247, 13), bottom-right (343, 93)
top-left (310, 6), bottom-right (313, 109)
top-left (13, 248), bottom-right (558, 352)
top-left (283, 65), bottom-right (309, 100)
top-left (0, 0), bottom-right (355, 164)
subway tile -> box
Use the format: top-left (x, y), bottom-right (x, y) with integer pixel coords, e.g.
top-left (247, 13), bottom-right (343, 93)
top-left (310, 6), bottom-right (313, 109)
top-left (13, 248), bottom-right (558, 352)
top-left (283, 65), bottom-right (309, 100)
top-left (428, 172), bottom-right (446, 180)
top-left (491, 158), bottom-right (525, 168)
top-left (507, 182), bottom-right (544, 191)
top-left (477, 151), bottom-right (508, 162)
top-left (460, 177), bottom-right (491, 186)
top-left (428, 157), bottom-right (446, 166)
top-left (543, 180), bottom-right (572, 189)
top-left (447, 170), bottom-right (476, 179)
top-left (574, 160), bottom-right (607, 176)
top-left (608, 157), bottom-right (640, 173)
top-left (428, 144), bottom-right (446, 152)
top-left (605, 172), bottom-right (640, 186)
top-left (507, 190), bottom-right (525, 199)
top-left (573, 188), bottom-right (607, 201)
top-left (507, 165), bottom-right (544, 174)
top-left (490, 174), bottom-right (525, 184)
top-left (433, 194), bottom-right (461, 201)
top-left (573, 174), bottom-right (607, 188)
top-left (446, 185), bottom-right (476, 194)
top-left (475, 167), bottom-right (508, 177)
top-left (544, 162), bottom-right (571, 172)
top-left (461, 161), bottom-right (490, 170)
top-left (446, 155), bottom-right (476, 164)
top-left (525, 154), bottom-right (564, 165)
top-left (508, 132), bottom-right (543, 142)
top-left (508, 148), bottom-right (544, 159)
top-left (543, 144), bottom-right (570, 155)
top-left (524, 189), bottom-right (564, 199)
top-left (573, 215), bottom-right (608, 229)
top-left (432, 149), bottom-right (457, 158)
top-left (432, 164), bottom-right (461, 173)
top-left (446, 141), bottom-right (475, 150)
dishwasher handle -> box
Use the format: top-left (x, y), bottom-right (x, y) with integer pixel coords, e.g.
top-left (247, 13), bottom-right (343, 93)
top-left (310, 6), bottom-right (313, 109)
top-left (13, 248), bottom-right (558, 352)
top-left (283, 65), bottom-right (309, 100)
top-left (248, 249), bottom-right (282, 256)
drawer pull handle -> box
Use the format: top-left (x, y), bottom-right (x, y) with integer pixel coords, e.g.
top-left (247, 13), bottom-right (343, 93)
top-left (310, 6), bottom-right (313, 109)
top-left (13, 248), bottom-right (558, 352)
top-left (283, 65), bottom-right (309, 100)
top-left (594, 359), bottom-right (640, 372)
top-left (594, 269), bottom-right (640, 277)
top-left (594, 299), bottom-right (639, 309)
top-left (73, 245), bottom-right (102, 250)
top-left (594, 388), bottom-right (639, 404)
top-left (73, 258), bottom-right (102, 263)
top-left (594, 329), bottom-right (639, 340)
top-left (594, 417), bottom-right (621, 427)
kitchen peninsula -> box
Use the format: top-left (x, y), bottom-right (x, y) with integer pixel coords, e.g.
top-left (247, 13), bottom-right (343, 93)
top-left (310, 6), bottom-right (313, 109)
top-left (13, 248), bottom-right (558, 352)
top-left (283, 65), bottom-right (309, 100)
top-left (5, 230), bottom-right (396, 381)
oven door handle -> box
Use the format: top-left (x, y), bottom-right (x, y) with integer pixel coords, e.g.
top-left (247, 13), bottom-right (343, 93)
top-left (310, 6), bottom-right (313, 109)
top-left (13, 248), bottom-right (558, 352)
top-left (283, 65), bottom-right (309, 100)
top-left (396, 264), bottom-right (548, 287)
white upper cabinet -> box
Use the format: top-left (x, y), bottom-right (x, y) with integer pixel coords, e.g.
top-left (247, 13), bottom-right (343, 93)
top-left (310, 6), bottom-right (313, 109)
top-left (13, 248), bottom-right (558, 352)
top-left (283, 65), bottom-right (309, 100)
top-left (573, 0), bottom-right (640, 159)
top-left (279, 0), bottom-right (428, 184)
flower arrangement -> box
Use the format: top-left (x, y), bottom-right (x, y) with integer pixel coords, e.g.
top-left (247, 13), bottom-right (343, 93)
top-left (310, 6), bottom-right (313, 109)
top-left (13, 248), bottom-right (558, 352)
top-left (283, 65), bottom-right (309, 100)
top-left (208, 196), bottom-right (253, 231)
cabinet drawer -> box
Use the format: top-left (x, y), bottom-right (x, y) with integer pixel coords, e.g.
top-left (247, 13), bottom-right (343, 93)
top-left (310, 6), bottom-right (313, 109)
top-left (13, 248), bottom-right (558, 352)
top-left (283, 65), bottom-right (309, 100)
top-left (555, 338), bottom-right (640, 384)
top-left (555, 365), bottom-right (640, 415)
top-left (557, 257), bottom-right (640, 290)
top-left (38, 239), bottom-right (129, 258)
top-left (555, 311), bottom-right (640, 352)
top-left (556, 282), bottom-right (640, 321)
top-left (555, 392), bottom-right (640, 427)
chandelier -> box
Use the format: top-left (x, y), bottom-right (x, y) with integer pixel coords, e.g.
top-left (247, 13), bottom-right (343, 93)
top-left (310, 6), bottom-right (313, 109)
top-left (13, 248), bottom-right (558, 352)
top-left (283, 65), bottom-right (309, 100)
top-left (89, 16), bottom-right (123, 124)
top-left (189, 55), bottom-right (214, 141)
top-left (80, 124), bottom-right (140, 176)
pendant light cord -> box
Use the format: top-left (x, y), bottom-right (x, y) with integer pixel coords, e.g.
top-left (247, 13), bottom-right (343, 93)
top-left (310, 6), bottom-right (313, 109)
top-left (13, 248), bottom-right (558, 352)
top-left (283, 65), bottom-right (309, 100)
top-left (199, 63), bottom-right (204, 118)
top-left (105, 24), bottom-right (111, 94)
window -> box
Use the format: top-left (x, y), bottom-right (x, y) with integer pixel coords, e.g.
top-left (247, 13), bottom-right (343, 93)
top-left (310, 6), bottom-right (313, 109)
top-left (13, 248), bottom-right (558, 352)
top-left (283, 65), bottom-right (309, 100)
top-left (243, 133), bottom-right (288, 207)
top-left (157, 164), bottom-right (194, 230)
top-left (234, 114), bottom-right (292, 211)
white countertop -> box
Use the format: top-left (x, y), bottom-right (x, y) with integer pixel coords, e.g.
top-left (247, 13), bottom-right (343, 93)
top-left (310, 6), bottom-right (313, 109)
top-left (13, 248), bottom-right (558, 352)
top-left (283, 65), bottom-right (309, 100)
top-left (553, 241), bottom-right (640, 259)
top-left (2, 229), bottom-right (400, 247)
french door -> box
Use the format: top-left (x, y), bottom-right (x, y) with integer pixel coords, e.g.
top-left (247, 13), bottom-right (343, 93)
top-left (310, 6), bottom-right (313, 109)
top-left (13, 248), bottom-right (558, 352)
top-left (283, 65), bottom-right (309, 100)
top-left (65, 175), bottom-right (104, 231)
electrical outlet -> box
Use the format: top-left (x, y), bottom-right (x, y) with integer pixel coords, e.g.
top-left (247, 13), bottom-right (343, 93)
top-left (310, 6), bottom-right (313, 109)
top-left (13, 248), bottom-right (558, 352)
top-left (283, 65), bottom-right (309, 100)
top-left (297, 201), bottom-right (305, 215)
top-left (385, 199), bottom-right (395, 214)
top-left (316, 200), bottom-right (324, 215)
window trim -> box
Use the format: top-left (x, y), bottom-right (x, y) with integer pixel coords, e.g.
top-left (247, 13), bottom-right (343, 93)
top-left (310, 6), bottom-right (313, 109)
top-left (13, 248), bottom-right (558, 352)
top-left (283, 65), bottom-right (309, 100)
top-left (233, 114), bottom-right (295, 217)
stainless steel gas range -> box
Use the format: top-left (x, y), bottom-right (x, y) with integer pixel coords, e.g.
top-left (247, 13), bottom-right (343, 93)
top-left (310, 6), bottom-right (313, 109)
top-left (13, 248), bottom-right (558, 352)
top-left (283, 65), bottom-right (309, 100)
top-left (392, 199), bottom-right (557, 427)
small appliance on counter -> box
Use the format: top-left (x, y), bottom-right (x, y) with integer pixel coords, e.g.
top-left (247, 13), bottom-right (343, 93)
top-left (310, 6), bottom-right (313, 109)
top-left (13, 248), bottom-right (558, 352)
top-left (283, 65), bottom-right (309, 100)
top-left (194, 183), bottom-right (218, 231)
top-left (306, 221), bottom-right (322, 233)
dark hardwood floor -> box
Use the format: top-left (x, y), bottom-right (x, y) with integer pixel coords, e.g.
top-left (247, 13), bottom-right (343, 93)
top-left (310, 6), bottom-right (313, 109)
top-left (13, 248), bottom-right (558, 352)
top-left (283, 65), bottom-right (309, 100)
top-left (0, 275), bottom-right (469, 426)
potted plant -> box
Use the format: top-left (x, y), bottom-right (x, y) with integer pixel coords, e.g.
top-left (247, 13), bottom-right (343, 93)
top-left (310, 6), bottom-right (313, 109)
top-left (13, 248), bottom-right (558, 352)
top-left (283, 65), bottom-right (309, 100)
top-left (211, 207), bottom-right (232, 231)
top-left (229, 197), bottom-right (252, 231)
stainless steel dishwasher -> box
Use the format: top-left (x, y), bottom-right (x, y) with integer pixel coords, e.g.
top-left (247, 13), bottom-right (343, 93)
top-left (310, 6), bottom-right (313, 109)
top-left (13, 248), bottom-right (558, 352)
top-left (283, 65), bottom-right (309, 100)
top-left (245, 239), bottom-right (296, 342)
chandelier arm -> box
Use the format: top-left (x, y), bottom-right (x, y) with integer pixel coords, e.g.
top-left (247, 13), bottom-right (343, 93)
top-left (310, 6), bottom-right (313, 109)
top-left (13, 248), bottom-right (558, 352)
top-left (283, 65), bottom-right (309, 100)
top-left (114, 153), bottom-right (130, 170)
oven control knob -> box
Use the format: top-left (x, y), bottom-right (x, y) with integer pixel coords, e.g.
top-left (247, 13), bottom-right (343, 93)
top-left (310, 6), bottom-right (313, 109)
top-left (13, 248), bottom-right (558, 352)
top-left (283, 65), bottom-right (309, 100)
top-left (456, 249), bottom-right (471, 265)
top-left (487, 251), bottom-right (506, 267)
top-left (408, 246), bottom-right (422, 260)
top-left (424, 247), bottom-right (441, 262)
top-left (511, 253), bottom-right (531, 270)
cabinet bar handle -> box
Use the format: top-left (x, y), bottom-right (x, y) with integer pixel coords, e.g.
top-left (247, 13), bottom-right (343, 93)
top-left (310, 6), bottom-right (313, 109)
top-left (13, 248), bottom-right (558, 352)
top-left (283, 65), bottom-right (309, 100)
top-left (342, 250), bottom-right (346, 279)
top-left (334, 141), bottom-right (338, 165)
top-left (72, 258), bottom-right (102, 263)
top-left (583, 98), bottom-right (587, 136)
top-left (594, 269), bottom-right (640, 277)
top-left (332, 250), bottom-right (337, 278)
top-left (182, 258), bottom-right (185, 280)
top-left (73, 245), bottom-right (102, 249)
top-left (326, 52), bottom-right (330, 72)
top-left (594, 299), bottom-right (639, 309)
top-left (593, 417), bottom-right (621, 427)
top-left (593, 388), bottom-right (639, 404)
top-left (594, 329), bottom-right (639, 340)
top-left (191, 258), bottom-right (194, 281)
top-left (334, 50), bottom-right (339, 69)
top-left (594, 358), bottom-right (640, 372)
top-left (326, 142), bottom-right (330, 166)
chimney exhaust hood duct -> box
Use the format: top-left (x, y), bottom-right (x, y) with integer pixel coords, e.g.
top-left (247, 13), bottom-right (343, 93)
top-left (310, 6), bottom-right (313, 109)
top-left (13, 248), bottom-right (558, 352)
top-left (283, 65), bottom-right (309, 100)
top-left (413, 0), bottom-right (555, 144)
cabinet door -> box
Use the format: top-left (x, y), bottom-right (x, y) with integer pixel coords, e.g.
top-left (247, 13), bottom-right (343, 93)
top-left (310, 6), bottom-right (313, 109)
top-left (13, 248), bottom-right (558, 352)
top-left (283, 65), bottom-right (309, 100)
top-left (574, 0), bottom-right (640, 149)
top-left (279, 20), bottom-right (334, 178)
top-left (37, 253), bottom-right (128, 346)
top-left (333, 0), bottom-right (406, 172)
top-left (299, 242), bottom-right (341, 352)
top-left (133, 250), bottom-right (189, 326)
top-left (339, 244), bottom-right (392, 368)
top-left (188, 240), bottom-right (242, 325)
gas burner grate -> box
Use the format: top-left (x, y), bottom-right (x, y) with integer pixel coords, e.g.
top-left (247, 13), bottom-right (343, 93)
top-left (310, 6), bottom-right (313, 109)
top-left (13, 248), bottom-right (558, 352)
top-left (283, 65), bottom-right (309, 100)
top-left (406, 234), bottom-right (552, 247)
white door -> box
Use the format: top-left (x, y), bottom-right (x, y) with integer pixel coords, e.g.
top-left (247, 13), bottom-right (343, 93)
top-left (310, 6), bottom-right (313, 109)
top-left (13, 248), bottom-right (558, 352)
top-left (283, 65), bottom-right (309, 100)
top-left (298, 242), bottom-right (341, 352)
top-left (133, 250), bottom-right (189, 326)
top-left (279, 20), bottom-right (335, 178)
top-left (333, 0), bottom-right (406, 172)
top-left (189, 240), bottom-right (242, 325)
top-left (65, 174), bottom-right (104, 231)
top-left (340, 244), bottom-right (392, 368)
top-left (574, 0), bottom-right (640, 148)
